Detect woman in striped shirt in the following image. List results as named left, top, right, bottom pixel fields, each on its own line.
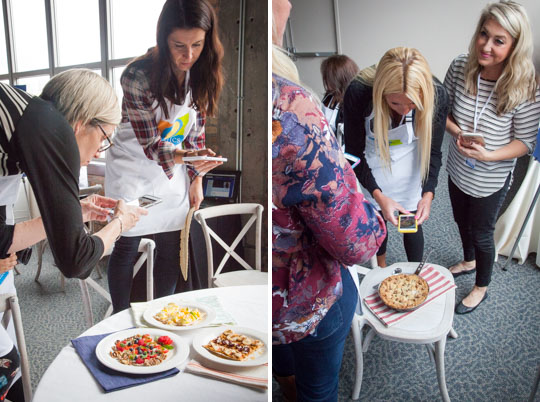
left=444, top=1, right=540, bottom=314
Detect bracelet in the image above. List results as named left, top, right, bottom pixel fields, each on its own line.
left=111, top=216, right=123, bottom=241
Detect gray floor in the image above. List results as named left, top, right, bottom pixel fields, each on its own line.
left=272, top=134, right=540, bottom=401
left=14, top=251, right=110, bottom=391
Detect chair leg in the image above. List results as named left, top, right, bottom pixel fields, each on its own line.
left=35, top=240, right=47, bottom=282
left=362, top=327, right=376, bottom=353
left=448, top=327, right=458, bottom=339
left=78, top=280, right=94, bottom=328
left=434, top=337, right=451, bottom=402
left=351, top=317, right=364, bottom=400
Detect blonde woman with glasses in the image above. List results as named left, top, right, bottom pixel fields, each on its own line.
left=344, top=47, right=450, bottom=268
left=444, top=1, right=540, bottom=314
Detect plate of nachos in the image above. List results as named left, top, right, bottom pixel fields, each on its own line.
left=192, top=326, right=267, bottom=367
left=95, top=328, right=189, bottom=374
left=143, top=300, right=216, bottom=331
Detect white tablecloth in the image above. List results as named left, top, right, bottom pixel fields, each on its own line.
left=33, top=285, right=268, bottom=402
left=495, top=157, right=540, bottom=267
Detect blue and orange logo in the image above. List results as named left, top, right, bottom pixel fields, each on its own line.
left=158, top=113, right=190, bottom=146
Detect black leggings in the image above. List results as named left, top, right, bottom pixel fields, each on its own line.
left=377, top=210, right=424, bottom=262
left=448, top=175, right=510, bottom=287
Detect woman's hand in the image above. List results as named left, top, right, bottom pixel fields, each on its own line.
left=415, top=192, right=433, bottom=225
left=81, top=194, right=118, bottom=222
left=176, top=148, right=224, bottom=176
left=456, top=136, right=491, bottom=161
left=112, top=199, right=148, bottom=233
left=373, top=190, right=410, bottom=226
left=189, top=177, right=204, bottom=210
left=0, top=254, right=17, bottom=274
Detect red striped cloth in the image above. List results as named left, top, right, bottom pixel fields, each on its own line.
left=184, top=360, right=268, bottom=389
left=363, top=265, right=456, bottom=327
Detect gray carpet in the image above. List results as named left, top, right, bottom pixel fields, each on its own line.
left=272, top=134, right=540, bottom=401
left=13, top=251, right=110, bottom=391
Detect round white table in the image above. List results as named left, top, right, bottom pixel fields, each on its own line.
left=33, top=285, right=268, bottom=402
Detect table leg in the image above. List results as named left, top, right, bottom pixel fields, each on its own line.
left=434, top=336, right=451, bottom=402
left=351, top=317, right=364, bottom=400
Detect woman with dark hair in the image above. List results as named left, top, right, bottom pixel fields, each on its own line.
left=105, top=0, right=225, bottom=313
left=320, top=54, right=359, bottom=137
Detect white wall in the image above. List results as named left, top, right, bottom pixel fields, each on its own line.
left=287, top=0, right=540, bottom=97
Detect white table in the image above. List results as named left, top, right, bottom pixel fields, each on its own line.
left=351, top=263, right=457, bottom=402
left=33, top=285, right=268, bottom=402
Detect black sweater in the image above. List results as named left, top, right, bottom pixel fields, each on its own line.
left=343, top=78, right=449, bottom=197
left=0, top=86, right=104, bottom=279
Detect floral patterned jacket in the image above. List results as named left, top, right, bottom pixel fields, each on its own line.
left=272, top=74, right=386, bottom=344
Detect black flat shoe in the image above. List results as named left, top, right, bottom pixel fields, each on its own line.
left=455, top=292, right=488, bottom=314
left=451, top=268, right=476, bottom=278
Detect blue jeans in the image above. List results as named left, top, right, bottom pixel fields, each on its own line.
left=273, top=267, right=358, bottom=401
left=107, top=231, right=182, bottom=314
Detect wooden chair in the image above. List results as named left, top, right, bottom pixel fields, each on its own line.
left=0, top=293, right=32, bottom=402
left=193, top=203, right=267, bottom=287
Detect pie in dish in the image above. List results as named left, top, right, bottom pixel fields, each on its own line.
left=378, top=273, right=429, bottom=310
left=203, top=329, right=264, bottom=361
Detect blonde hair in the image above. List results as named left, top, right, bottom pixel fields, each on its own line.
left=357, top=47, right=435, bottom=181
left=271, top=11, right=300, bottom=85
left=464, top=1, right=537, bottom=115
left=41, top=69, right=121, bottom=127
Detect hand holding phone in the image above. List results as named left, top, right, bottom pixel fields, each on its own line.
left=398, top=214, right=418, bottom=233
left=460, top=132, right=485, bottom=147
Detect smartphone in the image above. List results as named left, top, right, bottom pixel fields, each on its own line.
left=137, top=195, right=162, bottom=209
left=182, top=156, right=228, bottom=163
left=398, top=214, right=418, bottom=233
left=460, top=132, right=485, bottom=147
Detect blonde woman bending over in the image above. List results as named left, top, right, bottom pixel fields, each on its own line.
left=344, top=47, right=449, bottom=267
left=444, top=1, right=540, bottom=314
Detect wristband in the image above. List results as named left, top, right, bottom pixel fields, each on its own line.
left=111, top=216, right=123, bottom=241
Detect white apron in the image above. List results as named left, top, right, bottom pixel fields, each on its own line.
left=0, top=175, right=21, bottom=372
left=363, top=111, right=422, bottom=211
left=105, top=86, right=196, bottom=237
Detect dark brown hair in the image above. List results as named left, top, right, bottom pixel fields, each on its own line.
left=138, top=0, right=224, bottom=118
left=320, top=55, right=359, bottom=106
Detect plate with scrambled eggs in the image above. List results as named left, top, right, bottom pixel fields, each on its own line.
left=143, top=300, right=216, bottom=331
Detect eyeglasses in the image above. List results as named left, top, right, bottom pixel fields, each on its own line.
left=96, top=123, right=114, bottom=152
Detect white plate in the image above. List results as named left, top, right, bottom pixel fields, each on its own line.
left=143, top=300, right=216, bottom=331
left=192, top=326, right=268, bottom=367
left=95, top=328, right=189, bottom=374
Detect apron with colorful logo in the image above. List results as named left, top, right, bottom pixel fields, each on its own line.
left=105, top=81, right=196, bottom=236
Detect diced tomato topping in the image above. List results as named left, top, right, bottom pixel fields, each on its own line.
left=136, top=358, right=144, bottom=364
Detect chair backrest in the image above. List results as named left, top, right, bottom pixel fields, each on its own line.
left=0, top=293, right=32, bottom=402
left=193, top=203, right=263, bottom=287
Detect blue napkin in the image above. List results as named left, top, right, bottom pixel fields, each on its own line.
left=71, top=330, right=180, bottom=393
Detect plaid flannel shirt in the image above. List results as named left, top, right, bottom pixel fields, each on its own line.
left=120, top=62, right=206, bottom=180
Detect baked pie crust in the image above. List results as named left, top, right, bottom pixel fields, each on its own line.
left=203, top=329, right=264, bottom=361
left=378, top=273, right=429, bottom=310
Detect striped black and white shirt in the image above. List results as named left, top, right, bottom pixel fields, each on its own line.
left=0, top=83, right=32, bottom=176
left=444, top=54, right=540, bottom=198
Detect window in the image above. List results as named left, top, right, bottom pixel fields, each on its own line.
left=11, top=0, right=49, bottom=72
left=54, top=0, right=101, bottom=67
left=0, top=0, right=163, bottom=99
left=110, top=0, right=165, bottom=59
